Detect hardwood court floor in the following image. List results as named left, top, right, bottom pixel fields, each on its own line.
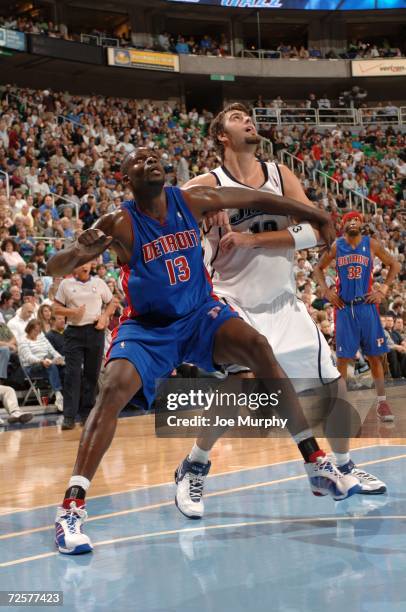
left=1, top=381, right=404, bottom=514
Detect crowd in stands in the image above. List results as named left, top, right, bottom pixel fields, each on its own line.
left=1, top=11, right=404, bottom=60
left=247, top=40, right=404, bottom=60
left=0, top=84, right=405, bottom=420
left=155, top=32, right=230, bottom=57
left=0, top=14, right=70, bottom=41
left=254, top=91, right=404, bottom=115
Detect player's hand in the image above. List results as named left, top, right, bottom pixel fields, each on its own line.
left=204, top=210, right=231, bottom=233
left=71, top=304, right=86, bottom=324
left=94, top=313, right=108, bottom=330
left=42, top=358, right=52, bottom=368
left=318, top=217, right=336, bottom=250
left=324, top=287, right=345, bottom=309
left=220, top=231, right=256, bottom=253
left=76, top=229, right=113, bottom=258
left=365, top=290, right=385, bottom=305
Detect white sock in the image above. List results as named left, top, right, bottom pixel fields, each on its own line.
left=292, top=429, right=313, bottom=445
left=334, top=452, right=350, bottom=467
left=188, top=443, right=210, bottom=465
left=377, top=396, right=386, bottom=403
left=68, top=475, right=90, bottom=491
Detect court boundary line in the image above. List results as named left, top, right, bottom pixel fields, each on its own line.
left=1, top=451, right=405, bottom=542
left=0, top=442, right=389, bottom=517
left=2, top=513, right=406, bottom=568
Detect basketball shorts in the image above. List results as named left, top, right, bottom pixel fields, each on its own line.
left=107, top=297, right=238, bottom=408
left=335, top=303, right=388, bottom=359
left=220, top=292, right=340, bottom=392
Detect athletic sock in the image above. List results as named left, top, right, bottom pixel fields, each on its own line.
left=188, top=443, right=210, bottom=465
left=377, top=396, right=386, bottom=403
left=334, top=452, right=351, bottom=467
left=63, top=475, right=90, bottom=509
left=293, top=430, right=325, bottom=463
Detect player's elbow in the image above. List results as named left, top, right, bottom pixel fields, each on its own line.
left=46, top=255, right=61, bottom=276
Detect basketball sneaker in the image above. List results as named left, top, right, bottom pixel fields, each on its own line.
left=305, top=455, right=361, bottom=501
left=55, top=501, right=93, bottom=555
left=337, top=460, right=387, bottom=495
left=175, top=457, right=211, bottom=519
left=376, top=400, right=394, bottom=422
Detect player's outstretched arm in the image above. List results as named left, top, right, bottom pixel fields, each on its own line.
left=182, top=185, right=335, bottom=247
left=46, top=213, right=116, bottom=277
left=313, top=244, right=344, bottom=309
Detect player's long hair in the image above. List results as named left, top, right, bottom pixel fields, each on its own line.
left=210, top=103, right=251, bottom=161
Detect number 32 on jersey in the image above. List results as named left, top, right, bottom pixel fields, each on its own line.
left=347, top=265, right=362, bottom=280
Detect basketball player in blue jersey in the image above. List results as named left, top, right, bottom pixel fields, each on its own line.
left=314, top=211, right=400, bottom=423
left=175, top=104, right=385, bottom=521
left=47, top=147, right=360, bottom=555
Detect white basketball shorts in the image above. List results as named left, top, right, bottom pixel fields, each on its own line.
left=220, top=292, right=340, bottom=391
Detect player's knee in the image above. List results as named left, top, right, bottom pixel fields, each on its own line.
left=249, top=333, right=275, bottom=364
left=96, top=374, right=133, bottom=417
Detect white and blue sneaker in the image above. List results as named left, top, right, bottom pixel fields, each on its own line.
left=55, top=502, right=93, bottom=555
left=337, top=460, right=387, bottom=495
left=175, top=458, right=211, bottom=519
left=305, top=455, right=362, bottom=501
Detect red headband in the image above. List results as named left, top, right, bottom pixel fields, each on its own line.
left=341, top=211, right=363, bottom=228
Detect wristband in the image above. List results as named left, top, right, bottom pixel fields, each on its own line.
left=287, top=223, right=318, bottom=249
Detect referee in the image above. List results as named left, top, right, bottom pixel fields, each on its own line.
left=54, top=262, right=116, bottom=430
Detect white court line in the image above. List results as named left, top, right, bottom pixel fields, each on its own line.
left=0, top=443, right=385, bottom=517
left=1, top=452, right=405, bottom=542
left=2, top=513, right=406, bottom=568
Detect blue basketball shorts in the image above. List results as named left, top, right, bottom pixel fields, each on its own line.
left=335, top=303, right=388, bottom=359
left=107, top=297, right=239, bottom=408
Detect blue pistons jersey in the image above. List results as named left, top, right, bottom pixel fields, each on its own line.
left=335, top=234, right=387, bottom=359
left=120, top=186, right=212, bottom=320
left=336, top=235, right=372, bottom=301
left=108, top=186, right=238, bottom=408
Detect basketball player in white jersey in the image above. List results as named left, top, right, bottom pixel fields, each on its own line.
left=175, top=103, right=386, bottom=518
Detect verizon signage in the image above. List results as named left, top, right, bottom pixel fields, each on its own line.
left=352, top=59, right=406, bottom=78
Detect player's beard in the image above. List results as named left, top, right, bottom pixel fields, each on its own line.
left=244, top=135, right=261, bottom=146
left=347, top=228, right=361, bottom=237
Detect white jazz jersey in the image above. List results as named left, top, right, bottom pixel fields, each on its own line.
left=204, top=161, right=295, bottom=308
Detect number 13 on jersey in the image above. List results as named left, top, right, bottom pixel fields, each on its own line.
left=165, top=256, right=191, bottom=285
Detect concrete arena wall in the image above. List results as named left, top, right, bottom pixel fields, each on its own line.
left=179, top=56, right=351, bottom=78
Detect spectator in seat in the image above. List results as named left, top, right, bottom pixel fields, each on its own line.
left=0, top=291, right=16, bottom=323
left=16, top=262, right=34, bottom=293
left=8, top=302, right=35, bottom=343
left=1, top=238, right=25, bottom=272
left=299, top=46, right=309, bottom=59
left=46, top=314, right=66, bottom=356
left=31, top=173, right=51, bottom=200
left=175, top=37, right=189, bottom=55
left=40, top=194, right=59, bottom=221
left=38, top=304, right=53, bottom=334
left=383, top=315, right=406, bottom=378
left=0, top=384, right=33, bottom=425
left=15, top=227, right=35, bottom=260
left=306, top=93, right=319, bottom=110
left=79, top=194, right=97, bottom=229
left=343, top=173, right=358, bottom=192
left=18, top=319, right=64, bottom=412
